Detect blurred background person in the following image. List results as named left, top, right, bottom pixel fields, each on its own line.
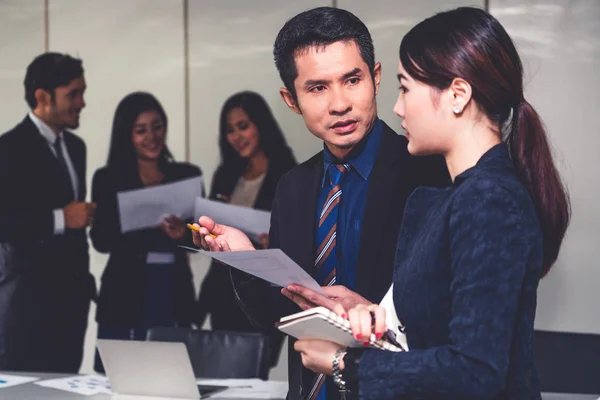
left=90, top=92, right=204, bottom=372
left=0, top=52, right=95, bottom=373
left=196, top=91, right=296, bottom=368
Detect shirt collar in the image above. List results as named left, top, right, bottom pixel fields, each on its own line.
left=28, top=111, right=63, bottom=145
left=321, top=118, right=383, bottom=187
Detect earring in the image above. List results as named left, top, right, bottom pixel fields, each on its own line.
left=453, top=106, right=462, bottom=114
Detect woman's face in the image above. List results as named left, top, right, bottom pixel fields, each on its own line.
left=393, top=61, right=454, bottom=156
left=131, top=110, right=166, bottom=161
left=225, top=107, right=261, bottom=159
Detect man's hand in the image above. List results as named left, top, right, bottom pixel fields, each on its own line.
left=294, top=339, right=345, bottom=375
left=191, top=216, right=255, bottom=252
left=281, top=284, right=372, bottom=313
left=64, top=201, right=96, bottom=229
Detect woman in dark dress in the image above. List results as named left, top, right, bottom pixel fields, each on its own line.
left=91, top=92, right=204, bottom=372
left=197, top=91, right=297, bottom=367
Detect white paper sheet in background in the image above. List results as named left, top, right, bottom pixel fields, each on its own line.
left=191, top=248, right=326, bottom=296
left=196, top=378, right=288, bottom=399
left=117, top=176, right=203, bottom=233
left=0, top=374, right=39, bottom=389
left=34, top=374, right=111, bottom=395
left=194, top=197, right=271, bottom=236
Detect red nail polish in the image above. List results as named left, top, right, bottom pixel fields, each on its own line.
left=376, top=332, right=382, bottom=339
left=342, top=314, right=347, bottom=319
left=355, top=334, right=361, bottom=340
left=363, top=341, right=369, bottom=346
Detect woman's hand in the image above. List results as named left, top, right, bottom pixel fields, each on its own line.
left=160, top=215, right=186, bottom=239
left=347, top=304, right=387, bottom=343
left=294, top=339, right=346, bottom=375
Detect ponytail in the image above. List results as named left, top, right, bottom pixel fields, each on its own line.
left=509, top=100, right=570, bottom=275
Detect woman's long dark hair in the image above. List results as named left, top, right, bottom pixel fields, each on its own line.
left=106, top=92, right=173, bottom=184
left=218, top=91, right=296, bottom=174
left=400, top=7, right=570, bottom=275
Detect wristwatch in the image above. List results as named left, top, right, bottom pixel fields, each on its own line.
left=332, top=348, right=348, bottom=392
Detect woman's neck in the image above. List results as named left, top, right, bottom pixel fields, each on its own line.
left=243, top=150, right=269, bottom=180
left=137, top=158, right=163, bottom=186
left=444, top=124, right=502, bottom=182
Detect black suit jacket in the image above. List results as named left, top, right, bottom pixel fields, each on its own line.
left=91, top=163, right=202, bottom=327
left=233, top=121, right=449, bottom=399
left=0, top=116, right=94, bottom=366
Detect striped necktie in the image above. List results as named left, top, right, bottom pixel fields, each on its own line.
left=305, top=162, right=350, bottom=400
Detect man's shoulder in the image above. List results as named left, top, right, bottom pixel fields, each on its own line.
left=0, top=117, right=32, bottom=147
left=277, top=151, right=322, bottom=188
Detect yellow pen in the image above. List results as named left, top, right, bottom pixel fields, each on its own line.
left=186, top=223, right=217, bottom=239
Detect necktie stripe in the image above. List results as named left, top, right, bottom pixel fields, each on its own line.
left=308, top=373, right=326, bottom=400
left=315, top=235, right=336, bottom=268
left=315, top=225, right=336, bottom=258
left=320, top=186, right=342, bottom=219
left=319, top=193, right=341, bottom=226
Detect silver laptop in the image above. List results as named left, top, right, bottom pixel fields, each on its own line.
left=97, top=339, right=201, bottom=399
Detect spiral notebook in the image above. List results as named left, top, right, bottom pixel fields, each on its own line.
left=276, top=306, right=404, bottom=352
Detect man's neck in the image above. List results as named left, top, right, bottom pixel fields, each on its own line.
left=32, top=109, right=61, bottom=136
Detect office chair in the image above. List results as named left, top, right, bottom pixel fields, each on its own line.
left=146, top=327, right=270, bottom=380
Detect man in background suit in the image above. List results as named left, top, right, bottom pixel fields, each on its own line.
left=193, top=8, right=449, bottom=400
left=0, top=52, right=96, bottom=372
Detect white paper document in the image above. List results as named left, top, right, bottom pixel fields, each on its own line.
left=35, top=374, right=111, bottom=396
left=0, top=374, right=39, bottom=388
left=196, top=378, right=287, bottom=399
left=117, top=176, right=203, bottom=233
left=194, top=248, right=326, bottom=296
left=194, top=197, right=271, bottom=236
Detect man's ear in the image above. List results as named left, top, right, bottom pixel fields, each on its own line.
left=372, top=62, right=382, bottom=95
left=34, top=88, right=52, bottom=109
left=280, top=87, right=302, bottom=115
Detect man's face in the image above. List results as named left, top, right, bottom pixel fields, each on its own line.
left=46, top=76, right=86, bottom=131
left=281, top=40, right=380, bottom=159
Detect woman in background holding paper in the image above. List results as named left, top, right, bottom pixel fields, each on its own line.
left=90, top=92, right=204, bottom=372
left=196, top=91, right=296, bottom=367
left=290, top=8, right=571, bottom=399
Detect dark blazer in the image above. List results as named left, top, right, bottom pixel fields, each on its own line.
left=354, top=144, right=543, bottom=399
left=233, top=121, right=449, bottom=399
left=91, top=163, right=201, bottom=327
left=0, top=115, right=94, bottom=371
left=197, top=157, right=297, bottom=365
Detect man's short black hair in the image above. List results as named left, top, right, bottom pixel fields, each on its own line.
left=273, top=7, right=375, bottom=99
left=24, top=52, right=84, bottom=109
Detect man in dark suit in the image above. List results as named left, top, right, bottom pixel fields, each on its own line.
left=192, top=7, right=449, bottom=400
left=0, top=52, right=96, bottom=372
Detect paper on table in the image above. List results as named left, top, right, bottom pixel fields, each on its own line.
left=195, top=379, right=287, bottom=399
left=193, top=248, right=326, bottom=296
left=0, top=374, right=39, bottom=388
left=118, top=176, right=203, bottom=233
left=35, top=374, right=111, bottom=395
left=194, top=197, right=270, bottom=237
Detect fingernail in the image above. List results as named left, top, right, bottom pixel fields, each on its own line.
left=342, top=314, right=347, bottom=319
left=376, top=332, right=382, bottom=339
left=355, top=334, right=361, bottom=340
left=363, top=341, right=369, bottom=346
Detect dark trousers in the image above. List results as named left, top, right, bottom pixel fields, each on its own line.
left=9, top=280, right=90, bottom=373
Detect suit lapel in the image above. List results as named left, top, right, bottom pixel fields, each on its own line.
left=355, top=123, right=406, bottom=296
left=63, top=132, right=85, bottom=201
left=293, top=154, right=322, bottom=273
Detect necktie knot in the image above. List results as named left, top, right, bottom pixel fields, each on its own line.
left=328, top=163, right=349, bottom=186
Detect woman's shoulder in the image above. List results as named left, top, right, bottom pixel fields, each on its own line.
left=166, top=161, right=202, bottom=179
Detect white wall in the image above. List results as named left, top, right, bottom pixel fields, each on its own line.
left=0, top=0, right=599, bottom=380
left=491, top=0, right=600, bottom=334
left=0, top=0, right=44, bottom=133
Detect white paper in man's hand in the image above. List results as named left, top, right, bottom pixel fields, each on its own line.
left=117, top=176, right=203, bottom=233
left=193, top=248, right=326, bottom=296
left=194, top=197, right=271, bottom=237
